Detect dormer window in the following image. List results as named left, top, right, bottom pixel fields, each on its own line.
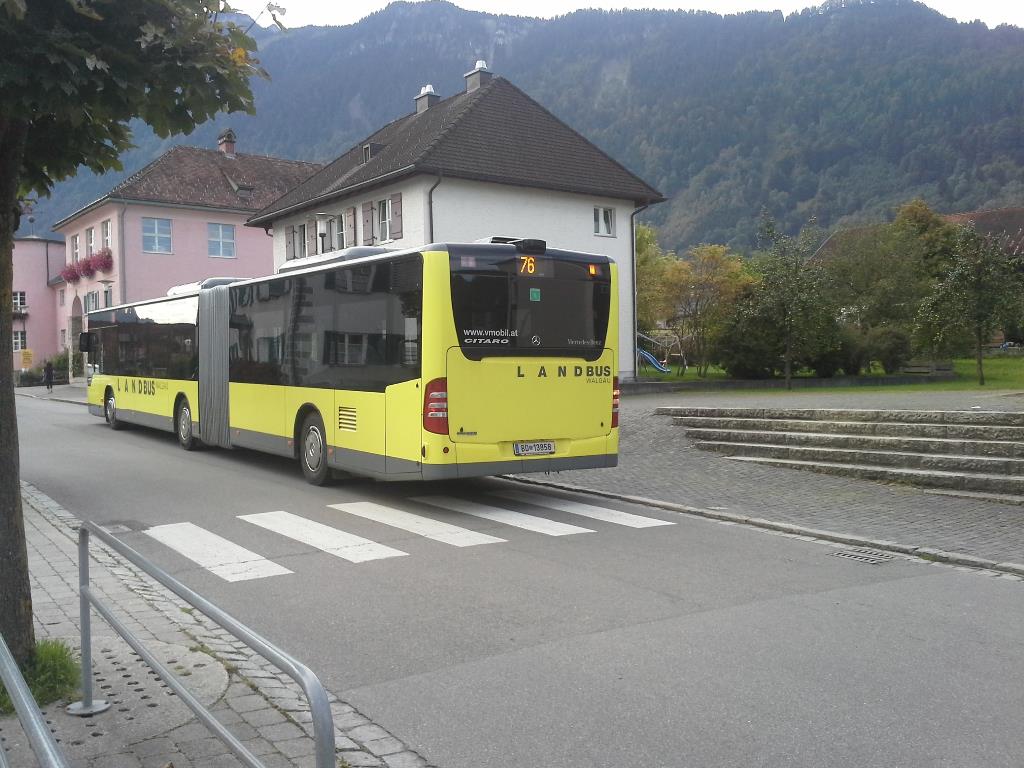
left=362, top=145, right=371, bottom=164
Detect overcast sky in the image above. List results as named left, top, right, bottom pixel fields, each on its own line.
left=233, top=0, right=1023, bottom=30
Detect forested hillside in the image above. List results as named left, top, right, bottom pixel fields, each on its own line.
left=22, top=0, right=1024, bottom=252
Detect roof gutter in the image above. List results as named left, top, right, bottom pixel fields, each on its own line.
left=117, top=202, right=127, bottom=304
left=630, top=202, right=650, bottom=382
left=54, top=196, right=262, bottom=230
left=427, top=172, right=443, bottom=243
left=247, top=164, right=419, bottom=227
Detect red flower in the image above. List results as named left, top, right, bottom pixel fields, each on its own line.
left=90, top=248, right=113, bottom=273
left=60, top=264, right=81, bottom=283
left=77, top=258, right=96, bottom=278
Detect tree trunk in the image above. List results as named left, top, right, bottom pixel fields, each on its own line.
left=975, top=326, right=985, bottom=386
left=0, top=117, right=36, bottom=668
left=784, top=334, right=793, bottom=390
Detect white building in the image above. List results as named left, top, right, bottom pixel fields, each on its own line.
left=248, top=63, right=664, bottom=379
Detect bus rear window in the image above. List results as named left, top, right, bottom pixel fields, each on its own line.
left=450, top=250, right=611, bottom=361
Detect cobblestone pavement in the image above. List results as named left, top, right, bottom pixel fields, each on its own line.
left=1, top=483, right=433, bottom=768
left=538, top=390, right=1024, bottom=566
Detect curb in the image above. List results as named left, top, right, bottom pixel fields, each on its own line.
left=15, top=392, right=87, bottom=406
left=502, top=474, right=1024, bottom=578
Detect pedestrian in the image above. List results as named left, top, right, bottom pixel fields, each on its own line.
left=44, top=360, right=54, bottom=393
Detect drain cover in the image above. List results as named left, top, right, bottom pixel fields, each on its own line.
left=829, top=547, right=895, bottom=565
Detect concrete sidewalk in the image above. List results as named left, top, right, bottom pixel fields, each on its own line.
left=0, top=483, right=432, bottom=768
left=523, top=389, right=1024, bottom=571
left=16, top=381, right=89, bottom=406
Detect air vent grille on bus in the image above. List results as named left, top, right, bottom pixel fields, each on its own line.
left=338, top=406, right=357, bottom=432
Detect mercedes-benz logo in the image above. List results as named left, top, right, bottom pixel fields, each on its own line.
left=531, top=335, right=542, bottom=346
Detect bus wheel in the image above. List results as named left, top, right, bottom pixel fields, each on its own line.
left=105, top=391, right=123, bottom=430
left=300, top=412, right=330, bottom=485
left=176, top=398, right=197, bottom=451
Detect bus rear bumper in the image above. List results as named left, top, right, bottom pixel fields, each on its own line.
left=420, top=453, right=617, bottom=480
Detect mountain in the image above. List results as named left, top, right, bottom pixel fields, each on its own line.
left=20, top=0, right=1024, bottom=253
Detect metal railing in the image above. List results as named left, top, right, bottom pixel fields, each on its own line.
left=0, top=632, right=70, bottom=768
left=69, top=521, right=336, bottom=768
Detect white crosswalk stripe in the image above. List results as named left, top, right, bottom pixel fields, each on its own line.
left=328, top=501, right=506, bottom=547
left=411, top=496, right=594, bottom=536
left=490, top=490, right=674, bottom=528
left=144, top=522, right=292, bottom=582
left=238, top=510, right=408, bottom=563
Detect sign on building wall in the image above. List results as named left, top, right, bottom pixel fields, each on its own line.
left=21, top=349, right=34, bottom=369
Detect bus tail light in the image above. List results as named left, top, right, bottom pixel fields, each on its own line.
left=611, top=376, right=620, bottom=428
left=423, top=378, right=449, bottom=435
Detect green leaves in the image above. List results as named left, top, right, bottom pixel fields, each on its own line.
left=0, top=0, right=264, bottom=198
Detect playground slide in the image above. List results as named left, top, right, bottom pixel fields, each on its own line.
left=638, top=348, right=671, bottom=373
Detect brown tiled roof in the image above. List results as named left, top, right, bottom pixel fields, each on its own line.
left=944, top=207, right=1024, bottom=254
left=55, top=147, right=321, bottom=229
left=249, top=77, right=664, bottom=225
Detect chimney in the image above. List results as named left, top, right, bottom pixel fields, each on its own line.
left=415, top=84, right=440, bottom=114
left=464, top=60, right=493, bottom=92
left=217, top=128, right=237, bottom=156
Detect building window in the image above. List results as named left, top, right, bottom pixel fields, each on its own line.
left=362, top=145, right=371, bottom=164
left=86, top=226, right=95, bottom=255
left=324, top=218, right=335, bottom=252
left=13, top=291, right=27, bottom=311
left=84, top=291, right=100, bottom=313
left=335, top=214, right=346, bottom=249
left=208, top=223, right=236, bottom=258
left=101, top=219, right=111, bottom=249
left=142, top=217, right=172, bottom=253
left=378, top=198, right=392, bottom=242
left=59, top=289, right=65, bottom=307
left=71, top=234, right=80, bottom=262
left=103, top=286, right=113, bottom=307
left=594, top=207, right=616, bottom=237
left=13, top=330, right=26, bottom=352
left=60, top=329, right=66, bottom=347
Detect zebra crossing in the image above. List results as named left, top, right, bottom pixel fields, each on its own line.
left=141, top=491, right=674, bottom=582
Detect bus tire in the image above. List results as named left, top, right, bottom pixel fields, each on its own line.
left=299, top=412, right=331, bottom=486
left=104, top=390, right=123, bottom=431
left=175, top=397, right=198, bottom=451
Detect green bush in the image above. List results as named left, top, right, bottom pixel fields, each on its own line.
left=0, top=639, right=79, bottom=714
left=838, top=326, right=870, bottom=376
left=714, top=303, right=784, bottom=379
left=806, top=345, right=843, bottom=378
left=867, top=326, right=912, bottom=374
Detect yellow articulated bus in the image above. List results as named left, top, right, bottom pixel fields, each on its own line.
left=82, top=239, right=619, bottom=484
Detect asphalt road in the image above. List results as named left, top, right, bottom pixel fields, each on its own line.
left=17, top=396, right=1024, bottom=768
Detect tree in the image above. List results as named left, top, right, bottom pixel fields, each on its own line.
left=634, top=223, right=672, bottom=333
left=891, top=199, right=959, bottom=279
left=0, top=0, right=262, bottom=667
left=820, top=223, right=930, bottom=333
left=751, top=216, right=838, bottom=389
left=662, top=244, right=749, bottom=377
left=914, top=225, right=1023, bottom=385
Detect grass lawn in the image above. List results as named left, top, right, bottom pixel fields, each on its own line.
left=637, top=356, right=1024, bottom=393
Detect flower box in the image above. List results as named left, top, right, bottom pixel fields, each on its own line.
left=90, top=248, right=113, bottom=273
left=60, top=264, right=81, bottom=283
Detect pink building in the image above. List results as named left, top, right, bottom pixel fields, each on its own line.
left=11, top=236, right=64, bottom=371
left=52, top=130, right=319, bottom=346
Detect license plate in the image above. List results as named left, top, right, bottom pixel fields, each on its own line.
left=514, top=440, right=555, bottom=456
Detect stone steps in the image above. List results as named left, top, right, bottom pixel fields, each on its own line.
left=726, top=456, right=1024, bottom=495
left=669, top=406, right=1024, bottom=501
left=701, top=440, right=1024, bottom=479
left=673, top=416, right=1024, bottom=441
left=657, top=406, right=1024, bottom=427
left=685, top=427, right=1024, bottom=458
